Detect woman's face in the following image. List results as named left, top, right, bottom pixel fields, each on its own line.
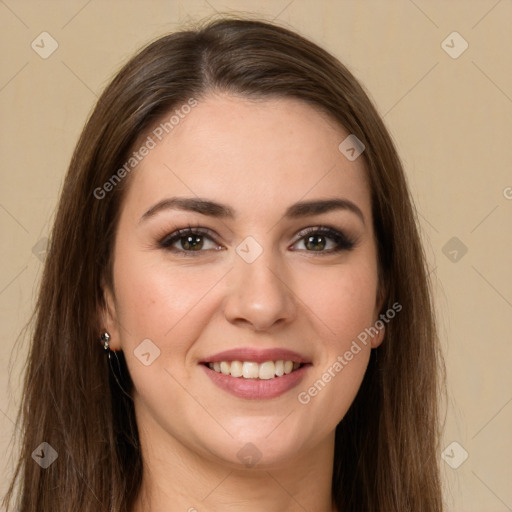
left=104, top=93, right=384, bottom=468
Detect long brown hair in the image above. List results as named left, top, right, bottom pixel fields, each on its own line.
left=4, top=16, right=445, bottom=511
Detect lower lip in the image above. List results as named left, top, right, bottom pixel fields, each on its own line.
left=200, top=364, right=311, bottom=400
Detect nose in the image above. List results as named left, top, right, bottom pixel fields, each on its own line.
left=223, top=249, right=297, bottom=332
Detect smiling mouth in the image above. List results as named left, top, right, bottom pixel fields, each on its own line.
left=203, top=360, right=307, bottom=380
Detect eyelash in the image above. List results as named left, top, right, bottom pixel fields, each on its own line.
left=158, top=224, right=357, bottom=256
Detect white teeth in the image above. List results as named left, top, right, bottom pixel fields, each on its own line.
left=242, top=361, right=259, bottom=379
left=230, top=360, right=243, bottom=377
left=207, top=360, right=303, bottom=379
left=258, top=361, right=275, bottom=380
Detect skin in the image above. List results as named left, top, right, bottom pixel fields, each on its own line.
left=103, top=93, right=385, bottom=512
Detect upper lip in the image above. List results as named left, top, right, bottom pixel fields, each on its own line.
left=200, top=347, right=311, bottom=364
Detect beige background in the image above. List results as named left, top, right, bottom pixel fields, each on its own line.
left=1, top=1, right=511, bottom=510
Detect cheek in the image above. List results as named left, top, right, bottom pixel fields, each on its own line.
left=111, top=252, right=225, bottom=397
left=293, top=264, right=377, bottom=432
left=113, top=251, right=219, bottom=335
left=294, top=258, right=379, bottom=344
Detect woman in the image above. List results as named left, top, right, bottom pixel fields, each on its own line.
left=4, top=17, right=445, bottom=512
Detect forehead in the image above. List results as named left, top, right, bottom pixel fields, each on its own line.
left=122, top=94, right=371, bottom=222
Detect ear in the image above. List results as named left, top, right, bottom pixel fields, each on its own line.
left=99, top=280, right=122, bottom=351
left=371, top=323, right=385, bottom=349
left=371, top=280, right=387, bottom=349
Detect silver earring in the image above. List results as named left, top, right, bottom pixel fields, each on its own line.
left=100, top=332, right=110, bottom=351
left=100, top=332, right=133, bottom=401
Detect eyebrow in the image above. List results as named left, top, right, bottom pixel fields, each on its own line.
left=140, top=197, right=365, bottom=224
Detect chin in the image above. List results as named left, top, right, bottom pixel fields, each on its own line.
left=201, top=428, right=309, bottom=470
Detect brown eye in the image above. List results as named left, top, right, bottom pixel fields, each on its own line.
left=159, top=228, right=222, bottom=254
left=291, top=227, right=356, bottom=253
left=304, top=234, right=327, bottom=251
left=179, top=234, right=204, bottom=251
